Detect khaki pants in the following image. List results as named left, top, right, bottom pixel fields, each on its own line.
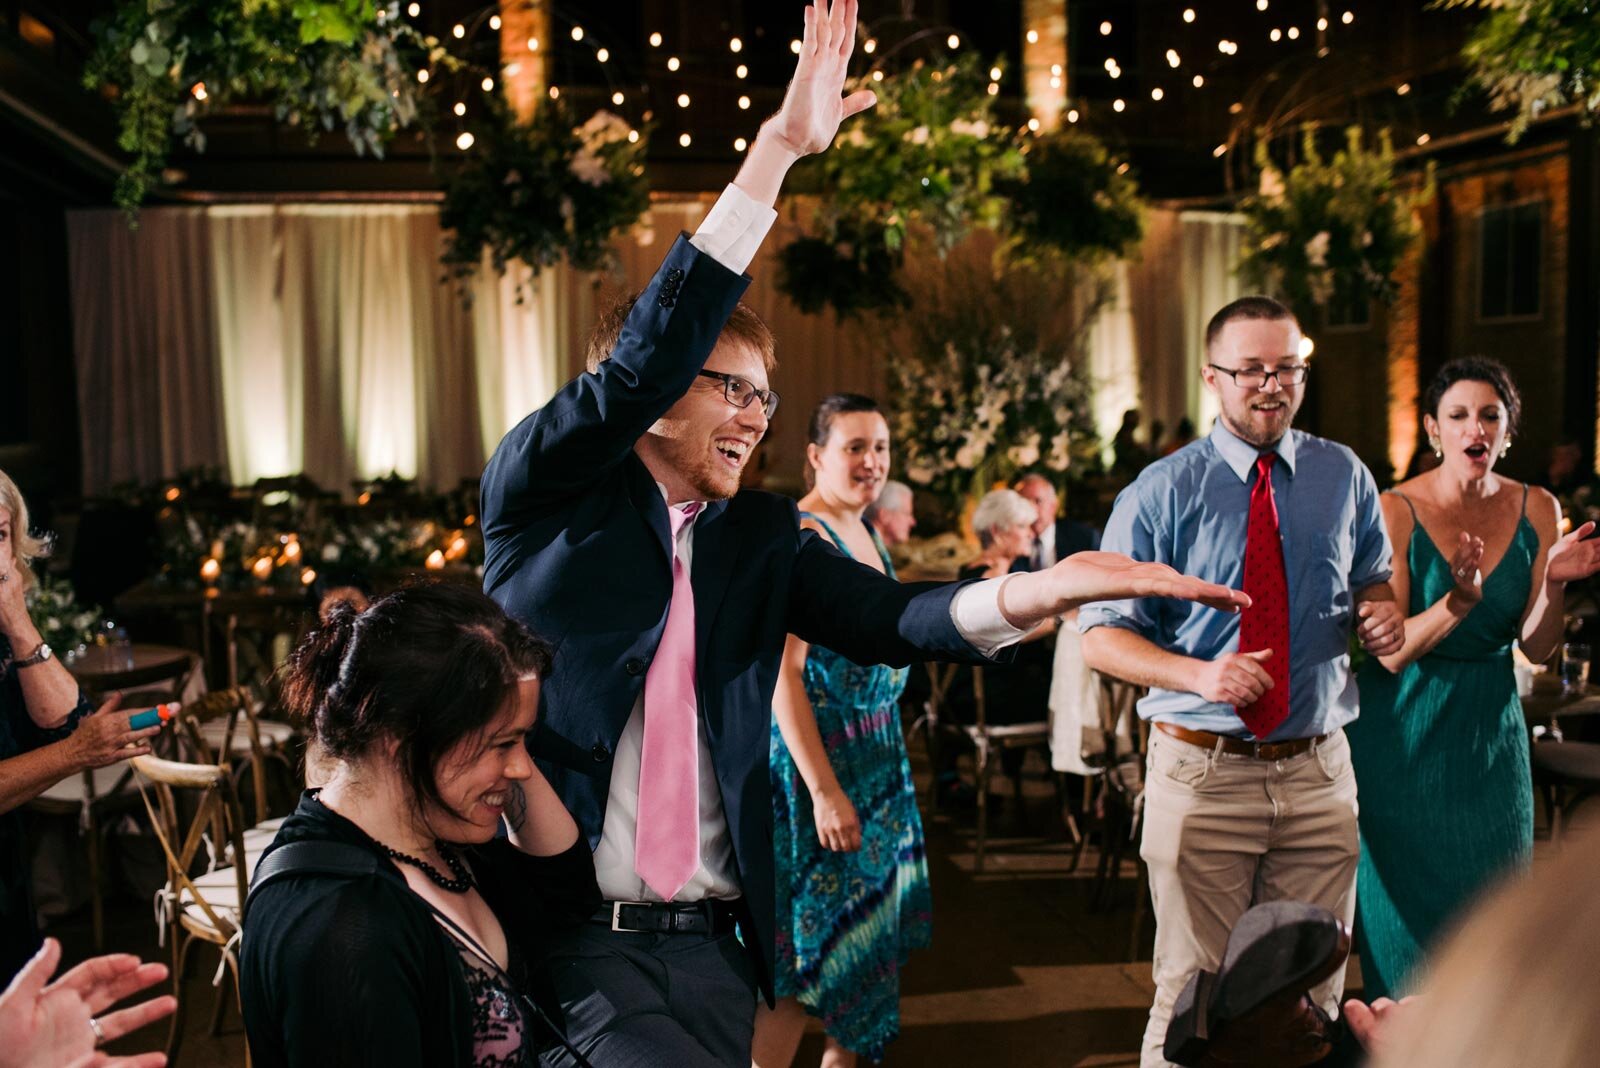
left=1138, top=727, right=1360, bottom=1068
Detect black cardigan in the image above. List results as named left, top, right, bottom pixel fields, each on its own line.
left=240, top=792, right=599, bottom=1068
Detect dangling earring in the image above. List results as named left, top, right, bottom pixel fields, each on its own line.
left=1501, top=439, right=1511, bottom=459
left=1430, top=437, right=1442, bottom=458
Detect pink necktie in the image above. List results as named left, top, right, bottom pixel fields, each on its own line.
left=635, top=502, right=702, bottom=899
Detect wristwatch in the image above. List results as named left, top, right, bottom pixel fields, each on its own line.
left=12, top=642, right=53, bottom=669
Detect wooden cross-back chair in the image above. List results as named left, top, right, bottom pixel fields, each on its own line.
left=177, top=685, right=298, bottom=826
left=132, top=753, right=255, bottom=1068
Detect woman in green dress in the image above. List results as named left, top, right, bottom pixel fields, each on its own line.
left=1349, top=357, right=1600, bottom=999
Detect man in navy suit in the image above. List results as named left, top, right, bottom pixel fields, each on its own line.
left=480, top=4, right=1248, bottom=1064
left=1015, top=472, right=1102, bottom=570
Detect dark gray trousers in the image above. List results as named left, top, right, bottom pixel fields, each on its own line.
left=538, top=922, right=758, bottom=1068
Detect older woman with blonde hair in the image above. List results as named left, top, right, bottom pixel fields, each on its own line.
left=0, top=470, right=158, bottom=981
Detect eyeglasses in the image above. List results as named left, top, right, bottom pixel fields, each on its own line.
left=1207, top=363, right=1310, bottom=389
left=697, top=370, right=780, bottom=419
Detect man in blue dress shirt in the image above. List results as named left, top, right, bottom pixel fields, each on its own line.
left=1080, top=296, right=1406, bottom=1068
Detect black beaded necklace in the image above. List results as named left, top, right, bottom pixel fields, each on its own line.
left=382, top=841, right=475, bottom=894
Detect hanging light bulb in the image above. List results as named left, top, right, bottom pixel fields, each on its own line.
left=1271, top=27, right=1282, bottom=41
left=1067, top=108, right=1080, bottom=122
left=729, top=36, right=742, bottom=52
left=627, top=129, right=639, bottom=143
left=990, top=66, right=1003, bottom=81
left=1342, top=10, right=1354, bottom=24
left=667, top=56, right=680, bottom=71
left=947, top=33, right=960, bottom=48
left=1193, top=74, right=1205, bottom=87
left=489, top=13, right=500, bottom=30
left=790, top=39, right=801, bottom=54
left=649, top=31, right=662, bottom=47
left=406, top=2, right=419, bottom=16
left=481, top=76, right=494, bottom=91
left=1026, top=29, right=1038, bottom=43
left=191, top=82, right=207, bottom=100
left=677, top=92, right=690, bottom=107
left=597, top=47, right=609, bottom=62
left=736, top=63, right=748, bottom=78
left=526, top=36, right=539, bottom=51
left=453, top=101, right=465, bottom=116
left=987, top=82, right=999, bottom=95
left=1317, top=16, right=1329, bottom=30
left=456, top=131, right=474, bottom=150
left=734, top=137, right=748, bottom=151
left=548, top=85, right=559, bottom=99
left=1287, top=26, right=1300, bottom=39
left=612, top=91, right=624, bottom=105
left=416, top=69, right=430, bottom=83
left=1027, top=117, right=1041, bottom=131
left=1213, top=143, right=1227, bottom=157
left=678, top=132, right=692, bottom=147
left=865, top=38, right=877, bottom=53
left=1396, top=82, right=1411, bottom=95
left=570, top=25, right=583, bottom=41
left=451, top=22, right=464, bottom=38
left=1183, top=8, right=1196, bottom=22
left=1151, top=87, right=1164, bottom=100
left=738, top=95, right=751, bottom=109
left=1100, top=20, right=1113, bottom=35
left=1113, top=98, right=1126, bottom=112
left=1166, top=49, right=1181, bottom=67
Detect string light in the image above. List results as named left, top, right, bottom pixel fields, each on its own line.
left=738, top=94, right=751, bottom=109
left=871, top=70, right=883, bottom=81
left=1192, top=74, right=1205, bottom=87
left=1026, top=29, right=1038, bottom=43
left=612, top=91, right=624, bottom=105
left=734, top=137, right=748, bottom=151
left=864, top=38, right=877, bottom=54
left=1051, top=76, right=1062, bottom=88
left=1117, top=162, right=1130, bottom=174
left=729, top=36, right=742, bottom=52
left=481, top=76, right=494, bottom=91
left=1298, top=336, right=1316, bottom=359
left=1183, top=8, right=1196, bottom=22
left=416, top=68, right=429, bottom=83
left=679, top=132, right=692, bottom=147
left=1397, top=82, right=1411, bottom=95
left=947, top=33, right=960, bottom=48
left=1417, top=133, right=1431, bottom=145
left=649, top=31, right=662, bottom=47
left=1342, top=10, right=1354, bottom=24
left=1271, top=27, right=1282, bottom=41
left=191, top=82, right=207, bottom=100
left=736, top=64, right=748, bottom=78
left=667, top=56, right=680, bottom=70
left=627, top=129, right=639, bottom=142
left=1213, top=144, right=1227, bottom=157
left=1287, top=26, right=1300, bottom=39
left=548, top=85, right=559, bottom=99
left=489, top=14, right=500, bottom=30
left=1027, top=117, right=1041, bottom=131
left=597, top=47, right=609, bottom=62
left=988, top=82, right=1000, bottom=95
left=1055, top=63, right=1065, bottom=75
left=1113, top=98, right=1125, bottom=111
left=790, top=39, right=801, bottom=54
left=456, top=131, right=474, bottom=150
left=677, top=92, right=690, bottom=108
left=1151, top=87, right=1164, bottom=100
left=505, top=62, right=520, bottom=76
left=453, top=101, right=466, bottom=116
left=1257, top=0, right=1268, bottom=8
left=1317, top=16, right=1329, bottom=30
left=406, top=2, right=419, bottom=16
left=1229, top=101, right=1243, bottom=113
left=526, top=37, right=540, bottom=53
left=1067, top=108, right=1080, bottom=122
left=570, top=26, right=583, bottom=41
left=1099, top=20, right=1112, bottom=35
left=451, top=22, right=464, bottom=38
left=1166, top=49, right=1181, bottom=67
left=990, top=66, right=1003, bottom=81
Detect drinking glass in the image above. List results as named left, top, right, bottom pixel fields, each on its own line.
left=1561, top=642, right=1591, bottom=696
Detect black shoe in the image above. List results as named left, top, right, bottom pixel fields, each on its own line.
left=1164, top=901, right=1352, bottom=1067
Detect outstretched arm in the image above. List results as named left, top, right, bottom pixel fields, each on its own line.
left=998, top=551, right=1250, bottom=630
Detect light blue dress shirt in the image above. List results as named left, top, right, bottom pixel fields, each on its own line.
left=1080, top=422, right=1393, bottom=740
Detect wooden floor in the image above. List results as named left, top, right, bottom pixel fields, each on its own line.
left=46, top=745, right=1593, bottom=1068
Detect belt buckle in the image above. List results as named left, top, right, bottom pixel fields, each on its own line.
left=611, top=901, right=634, bottom=932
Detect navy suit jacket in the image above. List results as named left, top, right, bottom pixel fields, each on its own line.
left=1055, top=517, right=1102, bottom=559
left=480, top=235, right=994, bottom=998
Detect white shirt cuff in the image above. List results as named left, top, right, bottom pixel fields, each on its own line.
left=689, top=183, right=778, bottom=276
left=950, top=576, right=1029, bottom=658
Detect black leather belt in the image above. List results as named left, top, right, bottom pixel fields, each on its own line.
left=593, top=899, right=741, bottom=936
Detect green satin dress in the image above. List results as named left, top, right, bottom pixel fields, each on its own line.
left=1348, top=489, right=1536, bottom=999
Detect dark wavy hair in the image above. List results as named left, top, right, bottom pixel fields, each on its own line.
left=1423, top=356, right=1522, bottom=437
left=804, top=392, right=883, bottom=487
left=278, top=581, right=552, bottom=819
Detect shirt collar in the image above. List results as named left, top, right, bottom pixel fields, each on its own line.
left=1210, top=421, right=1297, bottom=482
left=654, top=481, right=706, bottom=514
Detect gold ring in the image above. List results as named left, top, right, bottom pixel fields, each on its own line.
left=89, top=1017, right=107, bottom=1045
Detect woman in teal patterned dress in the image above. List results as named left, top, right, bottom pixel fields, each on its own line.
left=1349, top=358, right=1600, bottom=1000
left=752, top=395, right=931, bottom=1068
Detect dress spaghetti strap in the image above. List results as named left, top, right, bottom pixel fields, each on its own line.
left=1520, top=481, right=1529, bottom=517
left=1387, top=490, right=1419, bottom=521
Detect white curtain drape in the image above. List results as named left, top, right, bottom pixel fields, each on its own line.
left=1177, top=211, right=1246, bottom=432
left=1086, top=260, right=1141, bottom=462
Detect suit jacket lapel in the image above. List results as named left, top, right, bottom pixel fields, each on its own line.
left=691, top=499, right=741, bottom=749
left=625, top=455, right=674, bottom=564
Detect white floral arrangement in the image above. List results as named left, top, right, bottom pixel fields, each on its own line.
left=23, top=575, right=104, bottom=660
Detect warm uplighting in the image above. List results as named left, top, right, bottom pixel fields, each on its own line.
left=451, top=23, right=464, bottom=38
left=596, top=47, right=609, bottom=62
left=1166, top=49, right=1181, bottom=67
left=1099, top=20, right=1112, bottom=35
left=425, top=550, right=446, bottom=571
left=1183, top=8, right=1196, bottom=22
left=1298, top=335, right=1316, bottom=359
left=191, top=83, right=207, bottom=101
left=738, top=95, right=751, bottom=109
left=1151, top=87, right=1164, bottom=101
left=1026, top=29, right=1038, bottom=43
left=729, top=36, right=743, bottom=52
left=1112, top=98, right=1125, bottom=112
left=736, top=64, right=748, bottom=78
left=734, top=137, right=748, bottom=151
left=677, top=93, right=691, bottom=108
left=1067, top=108, right=1080, bottom=123
left=649, top=31, right=662, bottom=47
left=667, top=55, right=681, bottom=71
left=200, top=558, right=221, bottom=585
left=947, top=34, right=960, bottom=49
left=678, top=132, right=692, bottom=147
left=456, top=131, right=475, bottom=150
left=251, top=557, right=273, bottom=582
left=301, top=568, right=317, bottom=586
left=489, top=14, right=500, bottom=30
left=570, top=26, right=583, bottom=41
left=481, top=76, right=494, bottom=91
left=1193, top=74, right=1205, bottom=87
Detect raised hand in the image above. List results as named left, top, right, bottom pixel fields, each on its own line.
left=1448, top=531, right=1486, bottom=605
left=765, top=0, right=877, bottom=157
left=1545, top=520, right=1600, bottom=585
left=1048, top=551, right=1251, bottom=614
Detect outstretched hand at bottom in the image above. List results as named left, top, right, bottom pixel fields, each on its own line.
left=999, top=551, right=1250, bottom=633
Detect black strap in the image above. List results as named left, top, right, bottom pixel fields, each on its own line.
left=246, top=840, right=594, bottom=1068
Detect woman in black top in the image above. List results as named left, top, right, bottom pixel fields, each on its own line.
left=240, top=582, right=599, bottom=1068
left=0, top=469, right=162, bottom=981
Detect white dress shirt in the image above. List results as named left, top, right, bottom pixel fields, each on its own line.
left=1035, top=522, right=1058, bottom=570
left=591, top=183, right=1028, bottom=903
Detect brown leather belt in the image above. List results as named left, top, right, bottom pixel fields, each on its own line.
left=1156, top=721, right=1327, bottom=761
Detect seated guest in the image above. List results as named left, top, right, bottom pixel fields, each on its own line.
left=1162, top=417, right=1198, bottom=457
left=240, top=583, right=599, bottom=1068
left=1013, top=473, right=1101, bottom=571
left=863, top=479, right=917, bottom=548
left=0, top=937, right=174, bottom=1068
left=1, top=469, right=161, bottom=981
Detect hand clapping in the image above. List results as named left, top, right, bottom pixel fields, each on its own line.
left=1447, top=530, right=1486, bottom=605
left=1544, top=520, right=1600, bottom=585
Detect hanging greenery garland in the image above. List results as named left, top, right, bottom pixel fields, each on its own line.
left=1238, top=126, right=1433, bottom=310
left=998, top=126, right=1145, bottom=266
left=439, top=100, right=651, bottom=296
left=85, top=0, right=444, bottom=212
left=1437, top=0, right=1600, bottom=140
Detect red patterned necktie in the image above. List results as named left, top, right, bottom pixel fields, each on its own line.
left=1237, top=453, right=1291, bottom=738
